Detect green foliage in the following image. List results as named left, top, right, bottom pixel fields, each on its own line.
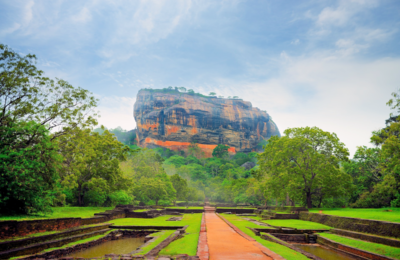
left=212, top=144, right=230, bottom=158
left=171, top=174, right=188, bottom=202
left=0, top=121, right=61, bottom=215
left=0, top=44, right=98, bottom=214
left=57, top=128, right=130, bottom=206
left=258, top=127, right=352, bottom=208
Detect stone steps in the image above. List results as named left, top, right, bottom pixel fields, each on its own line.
left=0, top=227, right=111, bottom=259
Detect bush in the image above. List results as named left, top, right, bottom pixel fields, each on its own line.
left=108, top=190, right=134, bottom=206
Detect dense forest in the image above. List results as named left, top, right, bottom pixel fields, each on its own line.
left=1, top=44, right=400, bottom=216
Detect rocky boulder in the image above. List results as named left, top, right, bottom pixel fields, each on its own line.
left=134, top=89, right=280, bottom=157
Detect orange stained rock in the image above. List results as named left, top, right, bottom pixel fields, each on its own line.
left=205, top=212, right=273, bottom=260
left=144, top=137, right=221, bottom=157
left=165, top=125, right=180, bottom=135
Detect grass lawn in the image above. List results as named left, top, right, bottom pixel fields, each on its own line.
left=0, top=207, right=113, bottom=221
left=220, top=214, right=309, bottom=260
left=319, top=233, right=400, bottom=259
left=110, top=214, right=203, bottom=256
left=134, top=230, right=175, bottom=255
left=246, top=216, right=331, bottom=230
left=309, top=208, right=400, bottom=223
left=165, top=207, right=204, bottom=209
left=263, top=219, right=332, bottom=230
left=217, top=207, right=257, bottom=209
left=159, top=214, right=202, bottom=256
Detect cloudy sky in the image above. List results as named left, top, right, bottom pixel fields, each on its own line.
left=1, top=0, right=400, bottom=156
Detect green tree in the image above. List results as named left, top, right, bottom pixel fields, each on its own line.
left=209, top=92, right=216, bottom=96
left=342, top=146, right=382, bottom=204
left=258, top=127, right=351, bottom=208
left=370, top=90, right=400, bottom=207
left=133, top=178, right=176, bottom=206
left=57, top=128, right=129, bottom=206
left=212, top=144, right=230, bottom=158
left=171, top=174, right=189, bottom=204
left=0, top=44, right=98, bottom=214
left=0, top=121, right=61, bottom=214
left=188, top=142, right=205, bottom=158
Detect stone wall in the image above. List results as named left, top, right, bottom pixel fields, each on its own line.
left=0, top=218, right=82, bottom=240
left=215, top=208, right=255, bottom=214
left=300, top=212, right=400, bottom=238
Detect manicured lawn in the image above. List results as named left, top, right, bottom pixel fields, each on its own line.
left=217, top=207, right=257, bottom=209
left=263, top=219, right=331, bottom=230
left=159, top=214, right=202, bottom=256
left=110, top=214, right=203, bottom=256
left=165, top=207, right=204, bottom=209
left=319, top=233, right=400, bottom=259
left=221, top=214, right=309, bottom=260
left=134, top=230, right=175, bottom=255
left=0, top=207, right=113, bottom=221
left=309, top=208, right=400, bottom=223
left=246, top=216, right=331, bottom=230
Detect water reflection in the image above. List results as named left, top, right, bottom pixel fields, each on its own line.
left=295, top=244, right=356, bottom=260
left=66, top=237, right=145, bottom=258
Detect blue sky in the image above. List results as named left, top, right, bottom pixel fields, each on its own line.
left=1, top=0, right=400, bottom=156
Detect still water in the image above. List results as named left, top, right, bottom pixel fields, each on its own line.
left=66, top=237, right=146, bottom=258
left=296, top=244, right=356, bottom=260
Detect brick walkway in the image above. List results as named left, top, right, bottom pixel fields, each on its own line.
left=203, top=207, right=273, bottom=260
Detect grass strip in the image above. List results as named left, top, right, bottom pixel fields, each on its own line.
left=134, top=230, right=175, bottom=255
left=318, top=233, right=400, bottom=259
left=165, top=207, right=204, bottom=209
left=221, top=214, right=309, bottom=260
left=0, top=207, right=113, bottom=221
left=159, top=214, right=202, bottom=256
left=309, top=208, right=400, bottom=223
left=0, top=223, right=102, bottom=242
left=246, top=216, right=331, bottom=230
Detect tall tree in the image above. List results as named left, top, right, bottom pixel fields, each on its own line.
left=258, top=127, right=351, bottom=208
left=212, top=144, right=230, bottom=158
left=57, top=128, right=129, bottom=206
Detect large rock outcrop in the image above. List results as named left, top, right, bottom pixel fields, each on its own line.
left=134, top=89, right=280, bottom=157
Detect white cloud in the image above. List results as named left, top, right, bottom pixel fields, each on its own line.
left=97, top=96, right=137, bottom=130
left=316, top=0, right=378, bottom=27
left=215, top=52, right=399, bottom=157
left=72, top=7, right=92, bottom=23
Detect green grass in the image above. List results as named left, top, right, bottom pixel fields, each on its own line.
left=159, top=214, right=202, bottom=256
left=309, top=208, right=400, bottom=223
left=217, top=207, right=257, bottom=209
left=134, top=230, right=175, bottom=255
left=165, top=207, right=203, bottom=209
left=0, top=207, right=113, bottom=221
left=263, top=219, right=332, bottom=230
left=319, top=233, right=400, bottom=259
left=245, top=216, right=331, bottom=230
left=221, top=214, right=309, bottom=260
left=0, top=224, right=100, bottom=242
left=110, top=214, right=202, bottom=256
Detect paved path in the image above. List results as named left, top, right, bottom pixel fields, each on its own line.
left=204, top=207, right=273, bottom=260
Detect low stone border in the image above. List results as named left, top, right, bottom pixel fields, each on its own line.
left=110, top=225, right=184, bottom=230
left=143, top=226, right=188, bottom=257
left=331, top=229, right=400, bottom=248
left=15, top=230, right=153, bottom=260
left=0, top=228, right=112, bottom=259
left=300, top=212, right=400, bottom=238
left=196, top=213, right=209, bottom=260
left=216, top=213, right=286, bottom=260
left=317, top=235, right=397, bottom=260
left=0, top=223, right=111, bottom=252
left=260, top=233, right=323, bottom=260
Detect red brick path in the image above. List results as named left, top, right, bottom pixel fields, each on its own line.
left=201, top=207, right=277, bottom=260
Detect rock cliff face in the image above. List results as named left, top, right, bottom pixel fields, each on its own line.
left=134, top=89, right=280, bottom=157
